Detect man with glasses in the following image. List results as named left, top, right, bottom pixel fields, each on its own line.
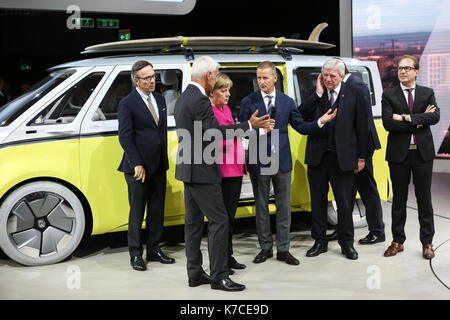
left=118, top=60, right=175, bottom=271
left=382, top=55, right=440, bottom=259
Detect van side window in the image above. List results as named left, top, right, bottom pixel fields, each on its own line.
left=220, top=67, right=284, bottom=121
left=29, top=72, right=104, bottom=126
left=94, top=69, right=182, bottom=121
left=294, top=67, right=375, bottom=106
left=293, top=67, right=321, bottom=105
left=0, top=69, right=75, bottom=127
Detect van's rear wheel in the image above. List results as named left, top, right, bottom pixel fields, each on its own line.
left=327, top=199, right=367, bottom=229
left=0, top=181, right=85, bottom=266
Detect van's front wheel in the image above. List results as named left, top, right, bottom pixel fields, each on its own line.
left=0, top=181, right=85, bottom=266
left=327, top=199, right=367, bottom=229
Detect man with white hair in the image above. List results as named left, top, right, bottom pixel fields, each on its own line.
left=174, top=56, right=273, bottom=291
left=299, top=57, right=369, bottom=260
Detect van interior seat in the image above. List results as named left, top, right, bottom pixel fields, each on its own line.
left=160, top=70, right=179, bottom=116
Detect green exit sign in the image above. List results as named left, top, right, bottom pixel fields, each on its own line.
left=97, top=18, right=119, bottom=29
left=20, top=64, right=31, bottom=71
left=71, top=18, right=94, bottom=28
left=119, top=29, right=131, bottom=41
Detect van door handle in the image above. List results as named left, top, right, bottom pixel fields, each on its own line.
left=47, top=127, right=77, bottom=134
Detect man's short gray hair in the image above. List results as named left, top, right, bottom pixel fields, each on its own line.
left=191, top=56, right=221, bottom=80
left=257, top=61, right=277, bottom=76
left=322, top=58, right=346, bottom=76
left=132, top=60, right=153, bottom=79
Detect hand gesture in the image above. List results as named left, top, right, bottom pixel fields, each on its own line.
left=316, top=74, right=324, bottom=96
left=249, top=110, right=271, bottom=129
left=319, top=108, right=337, bottom=124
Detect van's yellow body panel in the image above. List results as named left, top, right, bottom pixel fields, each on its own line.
left=0, top=139, right=81, bottom=202
left=0, top=64, right=392, bottom=237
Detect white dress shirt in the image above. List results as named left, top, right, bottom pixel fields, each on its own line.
left=261, top=89, right=276, bottom=112
left=136, top=87, right=159, bottom=121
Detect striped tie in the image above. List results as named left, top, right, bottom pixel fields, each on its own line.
left=406, top=88, right=416, bottom=144
left=147, top=96, right=159, bottom=126
left=267, top=95, right=273, bottom=114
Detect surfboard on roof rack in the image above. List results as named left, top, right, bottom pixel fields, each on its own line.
left=83, top=35, right=335, bottom=54
left=82, top=23, right=334, bottom=55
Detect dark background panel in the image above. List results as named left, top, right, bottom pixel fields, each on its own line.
left=0, top=1, right=340, bottom=98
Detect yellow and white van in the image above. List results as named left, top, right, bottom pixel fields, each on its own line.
left=0, top=36, right=391, bottom=266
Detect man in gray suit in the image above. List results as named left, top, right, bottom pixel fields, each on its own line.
left=174, top=56, right=272, bottom=291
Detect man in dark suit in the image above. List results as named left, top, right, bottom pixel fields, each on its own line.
left=327, top=64, right=385, bottom=245
left=239, top=61, right=336, bottom=266
left=118, top=60, right=175, bottom=271
left=174, top=56, right=272, bottom=291
left=382, top=55, right=440, bottom=260
left=299, top=58, right=368, bottom=260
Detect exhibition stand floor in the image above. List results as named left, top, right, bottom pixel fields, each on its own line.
left=0, top=173, right=449, bottom=300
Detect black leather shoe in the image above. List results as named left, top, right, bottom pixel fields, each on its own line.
left=277, top=251, right=300, bottom=265
left=358, top=233, right=386, bottom=245
left=253, top=249, right=273, bottom=263
left=211, top=277, right=246, bottom=292
left=148, top=251, right=175, bottom=264
left=229, top=256, right=246, bottom=270
left=306, top=242, right=327, bottom=257
left=228, top=268, right=235, bottom=275
left=341, top=246, right=358, bottom=260
left=188, top=270, right=211, bottom=287
left=130, top=256, right=147, bottom=271
left=326, top=230, right=339, bottom=241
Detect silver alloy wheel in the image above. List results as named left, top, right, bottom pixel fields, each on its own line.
left=327, top=199, right=367, bottom=229
left=0, top=181, right=85, bottom=266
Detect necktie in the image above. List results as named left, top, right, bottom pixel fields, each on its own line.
left=147, top=96, right=159, bottom=126
left=267, top=95, right=273, bottom=114
left=329, top=90, right=335, bottom=108
left=327, top=90, right=336, bottom=151
left=407, top=88, right=417, bottom=144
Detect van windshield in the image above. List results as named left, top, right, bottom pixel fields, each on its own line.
left=0, top=69, right=75, bottom=127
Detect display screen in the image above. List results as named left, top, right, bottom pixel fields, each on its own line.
left=353, top=0, right=450, bottom=158
left=0, top=0, right=195, bottom=15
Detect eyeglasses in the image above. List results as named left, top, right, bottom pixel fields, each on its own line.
left=137, top=74, right=156, bottom=81
left=398, top=66, right=416, bottom=72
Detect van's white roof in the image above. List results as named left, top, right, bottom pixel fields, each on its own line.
left=50, top=53, right=365, bottom=70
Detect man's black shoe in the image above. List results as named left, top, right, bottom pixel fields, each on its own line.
left=130, top=256, right=147, bottom=271
left=276, top=251, right=300, bottom=265
left=229, top=256, right=246, bottom=269
left=341, top=246, right=358, bottom=260
left=253, top=249, right=273, bottom=263
left=228, top=268, right=235, bottom=275
left=188, top=270, right=211, bottom=287
left=326, top=230, right=338, bottom=241
left=306, top=242, right=327, bottom=257
left=211, top=277, right=246, bottom=291
left=358, top=233, right=386, bottom=245
left=148, top=251, right=175, bottom=264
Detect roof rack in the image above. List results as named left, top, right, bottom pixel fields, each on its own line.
left=82, top=24, right=334, bottom=61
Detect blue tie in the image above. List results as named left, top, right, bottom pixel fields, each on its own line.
left=267, top=95, right=273, bottom=114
